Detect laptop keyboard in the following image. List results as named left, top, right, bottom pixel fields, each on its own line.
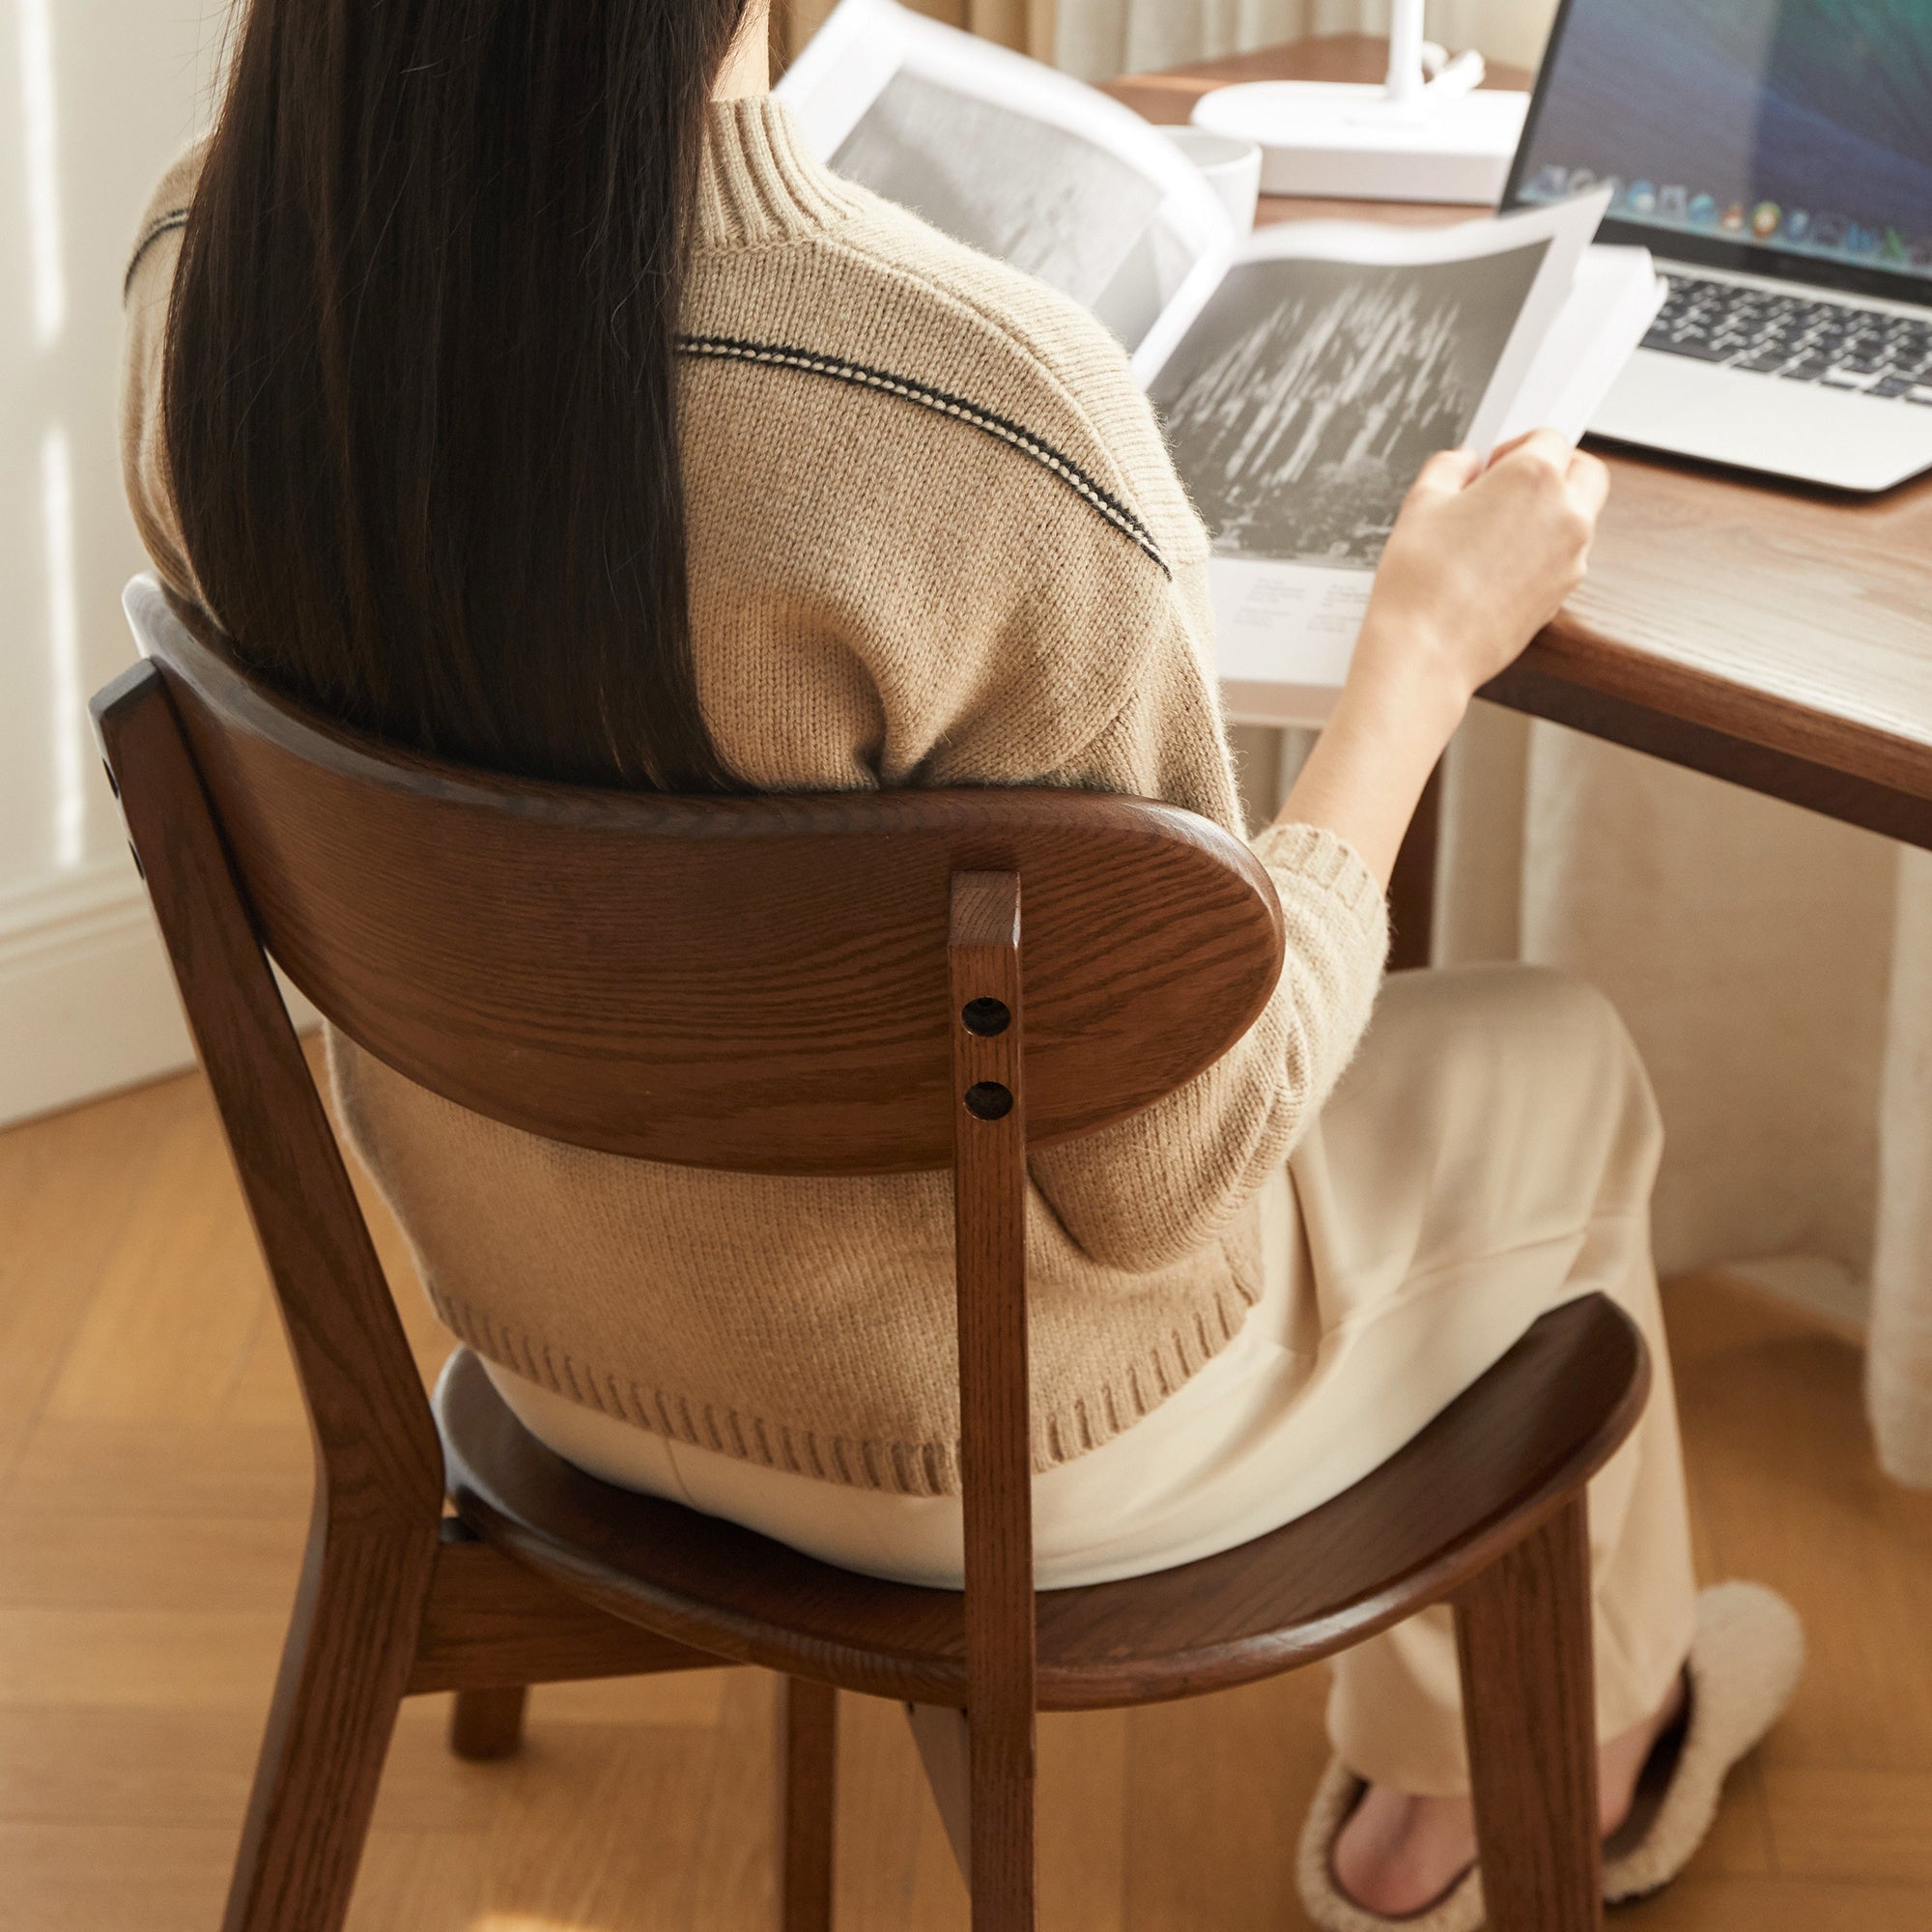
left=1643, top=274, right=1932, bottom=403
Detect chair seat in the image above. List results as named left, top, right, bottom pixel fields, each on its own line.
left=438, top=1293, right=1647, bottom=1712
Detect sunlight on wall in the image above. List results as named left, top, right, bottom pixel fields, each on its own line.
left=42, top=424, right=83, bottom=869
left=17, top=0, right=81, bottom=867
left=16, top=0, right=65, bottom=347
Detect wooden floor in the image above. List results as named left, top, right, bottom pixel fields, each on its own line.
left=3, top=1057, right=1930, bottom=1932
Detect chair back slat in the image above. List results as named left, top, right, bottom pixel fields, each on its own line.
left=948, top=873, right=1037, bottom=1915
left=128, top=578, right=1286, bottom=1176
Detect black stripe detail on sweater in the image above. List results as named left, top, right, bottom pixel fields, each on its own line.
left=124, top=209, right=188, bottom=299
left=677, top=332, right=1171, bottom=579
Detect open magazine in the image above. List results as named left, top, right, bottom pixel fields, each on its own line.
left=777, top=0, right=1236, bottom=349
left=1135, top=189, right=1663, bottom=712
left=780, top=2, right=1664, bottom=706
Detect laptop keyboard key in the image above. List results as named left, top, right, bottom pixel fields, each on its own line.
left=1643, top=275, right=1932, bottom=401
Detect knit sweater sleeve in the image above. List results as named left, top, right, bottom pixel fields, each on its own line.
left=1026, top=556, right=1389, bottom=1272
left=118, top=139, right=209, bottom=613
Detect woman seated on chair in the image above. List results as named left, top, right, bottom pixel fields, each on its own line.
left=120, top=2, right=1800, bottom=1922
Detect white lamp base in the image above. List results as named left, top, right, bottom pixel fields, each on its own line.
left=1191, top=81, right=1530, bottom=207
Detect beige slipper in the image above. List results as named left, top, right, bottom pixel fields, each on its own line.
left=1295, top=1758, right=1485, bottom=1932
left=1293, top=1581, right=1804, bottom=1932
left=1601, top=1581, right=1804, bottom=1902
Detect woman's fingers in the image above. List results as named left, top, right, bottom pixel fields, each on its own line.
left=1407, top=446, right=1486, bottom=498
left=1490, top=426, right=1575, bottom=479
left=1484, top=428, right=1548, bottom=469
left=1564, top=447, right=1611, bottom=521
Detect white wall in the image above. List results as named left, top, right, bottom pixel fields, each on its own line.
left=0, top=0, right=233, bottom=1124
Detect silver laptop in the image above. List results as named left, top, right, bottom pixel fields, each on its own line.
left=1504, top=0, right=1932, bottom=494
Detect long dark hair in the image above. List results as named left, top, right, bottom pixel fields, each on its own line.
left=165, top=0, right=751, bottom=789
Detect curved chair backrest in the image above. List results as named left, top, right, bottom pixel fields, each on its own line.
left=99, top=574, right=1289, bottom=1876
left=121, top=579, right=1285, bottom=1176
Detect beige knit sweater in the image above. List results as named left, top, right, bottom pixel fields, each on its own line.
left=121, top=98, right=1389, bottom=1495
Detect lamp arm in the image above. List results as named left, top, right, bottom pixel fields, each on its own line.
left=1385, top=0, right=1428, bottom=105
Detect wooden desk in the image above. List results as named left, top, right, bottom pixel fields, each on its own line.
left=1109, top=38, right=1932, bottom=959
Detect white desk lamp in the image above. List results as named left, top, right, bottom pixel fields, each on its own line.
left=1190, top=0, right=1530, bottom=207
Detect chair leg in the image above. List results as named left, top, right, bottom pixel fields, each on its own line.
left=449, top=1685, right=528, bottom=1760
left=1454, top=1492, right=1602, bottom=1932
left=967, top=1697, right=1036, bottom=1932
left=221, top=1512, right=438, bottom=1932
left=779, top=1677, right=838, bottom=1932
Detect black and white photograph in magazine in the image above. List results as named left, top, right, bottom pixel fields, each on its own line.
left=831, top=69, right=1164, bottom=308
left=1148, top=242, right=1551, bottom=567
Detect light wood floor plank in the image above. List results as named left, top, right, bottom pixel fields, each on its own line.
left=345, top=1832, right=489, bottom=1932
left=831, top=1691, right=929, bottom=1932
left=1760, top=1764, right=1932, bottom=1883
left=0, top=1605, right=287, bottom=1708
left=683, top=1667, right=781, bottom=1932
left=0, top=1822, right=236, bottom=1932
left=532, top=1665, right=732, bottom=1729
left=0, top=1512, right=303, bottom=1610
left=0, top=1074, right=189, bottom=1484
left=1038, top=1708, right=1130, bottom=1932
left=40, top=1094, right=268, bottom=1425
left=1618, top=1875, right=1932, bottom=1931
left=5, top=1419, right=311, bottom=1518
left=475, top=1721, right=719, bottom=1929
left=0, top=1708, right=259, bottom=1827
left=1125, top=1671, right=1327, bottom=1932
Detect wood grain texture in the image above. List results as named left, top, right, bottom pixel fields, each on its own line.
left=405, top=1526, right=723, bottom=1694
left=1110, top=38, right=1932, bottom=848
left=135, top=584, right=1285, bottom=1175
left=949, top=873, right=1037, bottom=1928
left=92, top=661, right=445, bottom=1932
left=780, top=1678, right=838, bottom=1932
left=438, top=1294, right=1647, bottom=1711
left=1457, top=1496, right=1603, bottom=1932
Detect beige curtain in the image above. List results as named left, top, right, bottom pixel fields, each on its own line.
left=779, top=0, right=1932, bottom=1483
left=780, top=0, right=1057, bottom=63
left=1437, top=703, right=1932, bottom=1487
left=1053, top=0, right=1556, bottom=80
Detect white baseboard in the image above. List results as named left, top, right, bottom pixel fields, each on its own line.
left=0, top=853, right=315, bottom=1130
left=1722, top=1252, right=1871, bottom=1340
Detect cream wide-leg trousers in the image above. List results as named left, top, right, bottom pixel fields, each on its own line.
left=493, top=964, right=1699, bottom=1795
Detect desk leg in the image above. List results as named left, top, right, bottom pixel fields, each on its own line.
left=1387, top=760, right=1441, bottom=972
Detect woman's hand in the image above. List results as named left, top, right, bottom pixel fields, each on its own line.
left=1272, top=430, right=1610, bottom=891
left=1354, top=429, right=1611, bottom=728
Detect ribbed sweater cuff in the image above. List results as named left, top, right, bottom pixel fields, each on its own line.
left=1248, top=819, right=1389, bottom=954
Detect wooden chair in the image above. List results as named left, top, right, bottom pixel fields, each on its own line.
left=97, top=575, right=1650, bottom=1932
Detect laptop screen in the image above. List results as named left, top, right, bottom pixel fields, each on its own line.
left=1507, top=0, right=1932, bottom=300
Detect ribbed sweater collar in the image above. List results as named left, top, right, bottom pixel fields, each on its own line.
left=694, top=97, right=866, bottom=249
